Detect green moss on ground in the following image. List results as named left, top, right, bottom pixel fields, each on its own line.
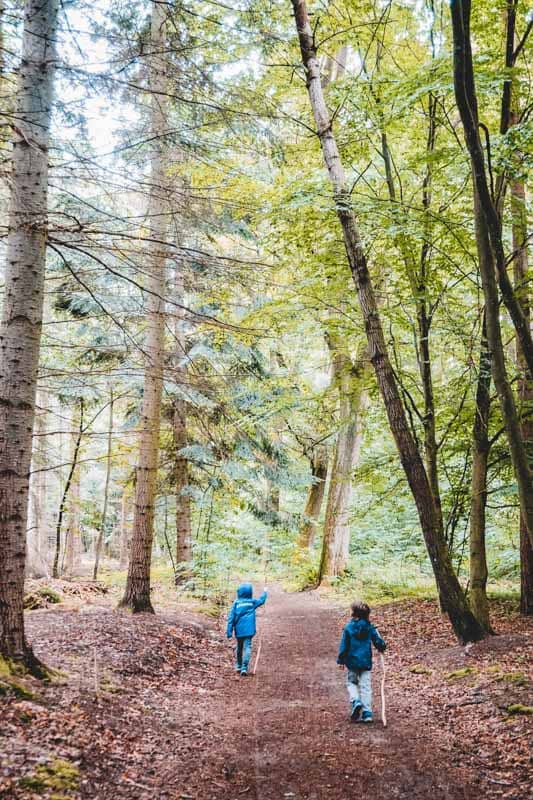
left=496, top=671, right=527, bottom=687
left=507, top=703, right=533, bottom=716
left=409, top=664, right=433, bottom=675
left=445, top=667, right=477, bottom=680
left=19, top=759, right=79, bottom=797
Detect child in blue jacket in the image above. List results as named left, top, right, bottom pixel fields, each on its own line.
left=226, top=583, right=267, bottom=676
left=337, top=600, right=386, bottom=722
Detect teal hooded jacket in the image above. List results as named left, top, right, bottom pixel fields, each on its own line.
left=337, top=618, right=386, bottom=671
left=226, top=583, right=267, bottom=639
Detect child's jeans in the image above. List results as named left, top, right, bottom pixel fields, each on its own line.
left=236, top=636, right=252, bottom=671
left=347, top=669, right=372, bottom=712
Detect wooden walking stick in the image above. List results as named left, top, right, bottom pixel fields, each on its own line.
left=252, top=638, right=262, bottom=675
left=380, top=653, right=387, bottom=727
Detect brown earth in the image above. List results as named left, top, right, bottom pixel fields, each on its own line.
left=1, top=587, right=531, bottom=799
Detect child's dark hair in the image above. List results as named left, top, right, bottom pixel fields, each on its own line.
left=351, top=600, right=370, bottom=620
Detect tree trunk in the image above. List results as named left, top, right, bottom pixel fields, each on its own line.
left=0, top=0, right=59, bottom=670
left=120, top=1, right=169, bottom=613
left=174, top=398, right=192, bottom=570
left=450, top=0, right=533, bottom=551
left=511, top=176, right=533, bottom=614
left=173, top=267, right=192, bottom=577
left=53, top=401, right=84, bottom=578
left=469, top=319, right=493, bottom=632
left=290, top=0, right=485, bottom=642
left=318, top=345, right=370, bottom=581
left=65, top=400, right=83, bottom=576
left=119, top=488, right=132, bottom=570
left=298, top=445, right=328, bottom=549
left=94, top=391, right=114, bottom=580
left=27, top=392, right=51, bottom=578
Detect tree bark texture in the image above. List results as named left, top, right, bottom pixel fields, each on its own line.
left=290, top=0, right=485, bottom=642
left=0, top=0, right=59, bottom=668
left=318, top=342, right=370, bottom=581
left=469, top=320, right=493, bottom=632
left=298, top=445, right=328, bottom=549
left=94, top=392, right=114, bottom=580
left=120, top=1, right=169, bottom=612
left=511, top=176, right=533, bottom=614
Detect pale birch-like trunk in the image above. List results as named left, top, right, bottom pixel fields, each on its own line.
left=290, top=0, right=485, bottom=642
left=0, top=0, right=59, bottom=669
left=318, top=344, right=370, bottom=581
left=27, top=393, right=51, bottom=577
left=297, top=445, right=328, bottom=549
left=120, top=1, right=169, bottom=612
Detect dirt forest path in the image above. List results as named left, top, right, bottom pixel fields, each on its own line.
left=3, top=586, right=531, bottom=799
left=216, top=587, right=474, bottom=800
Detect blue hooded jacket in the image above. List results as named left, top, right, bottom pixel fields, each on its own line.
left=226, top=583, right=267, bottom=639
left=337, top=618, right=386, bottom=671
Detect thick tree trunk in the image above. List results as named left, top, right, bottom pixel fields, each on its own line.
left=298, top=445, right=328, bottom=549
left=318, top=345, right=370, bottom=581
left=290, top=0, right=485, bottom=642
left=120, top=1, right=169, bottom=612
left=450, top=0, right=533, bottom=551
left=469, top=320, right=493, bottom=632
left=0, top=0, right=59, bottom=670
left=94, top=392, right=114, bottom=580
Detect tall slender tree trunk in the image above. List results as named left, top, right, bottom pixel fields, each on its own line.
left=469, top=319, right=493, bottom=632
left=298, top=445, right=328, bottom=549
left=450, top=0, right=533, bottom=551
left=94, top=391, right=114, bottom=580
left=318, top=345, right=370, bottom=581
left=290, top=0, right=485, bottom=642
left=65, top=400, right=83, bottom=576
left=173, top=268, right=192, bottom=576
left=27, top=392, right=51, bottom=577
left=53, top=401, right=84, bottom=578
left=512, top=177, right=533, bottom=614
left=120, top=1, right=169, bottom=612
left=0, top=0, right=59, bottom=670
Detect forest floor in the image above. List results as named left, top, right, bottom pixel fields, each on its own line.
left=1, top=585, right=531, bottom=800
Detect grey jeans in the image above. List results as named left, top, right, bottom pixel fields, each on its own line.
left=347, top=669, right=372, bottom=712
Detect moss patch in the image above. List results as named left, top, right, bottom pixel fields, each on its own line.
left=445, top=667, right=477, bottom=681
left=24, top=586, right=62, bottom=610
left=507, top=703, right=533, bottom=716
left=496, top=671, right=527, bottom=687
left=19, top=759, right=79, bottom=797
left=409, top=664, right=433, bottom=675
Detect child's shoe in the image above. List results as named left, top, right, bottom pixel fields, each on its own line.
left=240, top=669, right=248, bottom=677
left=350, top=700, right=363, bottom=721
left=361, top=710, right=373, bottom=723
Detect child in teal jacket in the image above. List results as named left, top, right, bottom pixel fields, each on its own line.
left=337, top=600, right=386, bottom=722
left=226, top=583, right=267, bottom=676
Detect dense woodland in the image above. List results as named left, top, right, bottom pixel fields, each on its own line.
left=0, top=0, right=532, bottom=671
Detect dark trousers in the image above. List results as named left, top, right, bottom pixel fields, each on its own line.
left=236, top=636, right=252, bottom=671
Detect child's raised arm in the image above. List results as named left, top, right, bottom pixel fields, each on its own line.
left=253, top=587, right=268, bottom=608
left=371, top=626, right=386, bottom=652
